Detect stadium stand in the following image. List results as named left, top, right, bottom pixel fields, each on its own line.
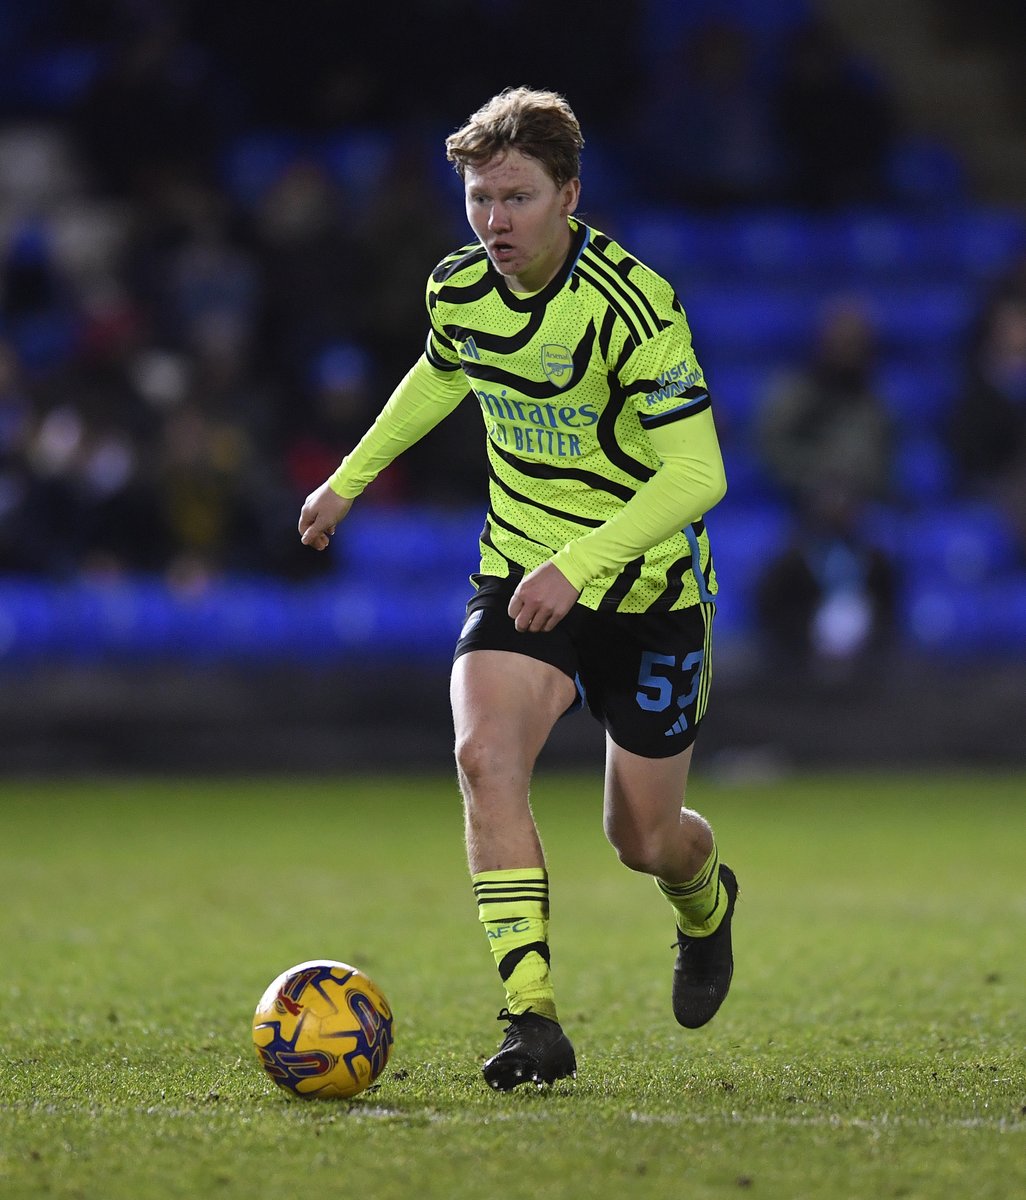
left=1, top=0, right=1026, bottom=682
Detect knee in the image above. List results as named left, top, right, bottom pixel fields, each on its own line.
left=454, top=733, right=522, bottom=800
left=454, top=733, right=490, bottom=792
left=604, top=820, right=667, bottom=876
left=611, top=842, right=663, bottom=875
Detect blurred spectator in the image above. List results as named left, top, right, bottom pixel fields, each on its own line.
left=968, top=247, right=1026, bottom=350
left=0, top=340, right=35, bottom=571
left=755, top=483, right=897, bottom=672
left=1, top=220, right=80, bottom=376
left=155, top=400, right=251, bottom=578
left=125, top=178, right=261, bottom=353
left=754, top=299, right=897, bottom=669
left=74, top=21, right=222, bottom=199
left=951, top=295, right=1026, bottom=557
left=774, top=20, right=895, bottom=209
left=756, top=299, right=893, bottom=505
left=283, top=342, right=381, bottom=501
left=0, top=0, right=950, bottom=595
left=625, top=20, right=784, bottom=208
left=255, top=160, right=373, bottom=380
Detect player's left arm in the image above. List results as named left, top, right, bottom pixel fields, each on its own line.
left=510, top=407, right=726, bottom=632
left=547, top=404, right=727, bottom=594
left=510, top=291, right=724, bottom=632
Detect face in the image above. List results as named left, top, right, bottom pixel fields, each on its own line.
left=464, top=149, right=580, bottom=293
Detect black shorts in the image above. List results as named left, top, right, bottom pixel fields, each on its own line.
left=453, top=575, right=715, bottom=758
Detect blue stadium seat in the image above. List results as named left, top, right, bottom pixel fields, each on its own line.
left=338, top=506, right=482, bottom=583
left=878, top=358, right=961, bottom=429
left=617, top=211, right=727, bottom=284
left=825, top=210, right=1025, bottom=284
left=952, top=208, right=1026, bottom=278
left=719, top=212, right=827, bottom=279
left=707, top=361, right=771, bottom=429
left=9, top=46, right=106, bottom=109
left=887, top=136, right=968, bottom=208
left=904, top=575, right=1026, bottom=653
left=0, top=580, right=58, bottom=662
left=861, top=283, right=974, bottom=352
left=889, top=503, right=1019, bottom=585
left=221, top=132, right=303, bottom=210
left=318, top=129, right=394, bottom=202
left=686, top=284, right=814, bottom=358
left=832, top=213, right=942, bottom=280
left=719, top=445, right=780, bottom=504
left=640, top=0, right=812, bottom=51
left=296, top=578, right=466, bottom=661
left=891, top=433, right=955, bottom=506
left=705, top=502, right=794, bottom=634
left=6, top=311, right=79, bottom=372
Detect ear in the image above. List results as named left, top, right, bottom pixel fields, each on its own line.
left=561, top=178, right=581, bottom=217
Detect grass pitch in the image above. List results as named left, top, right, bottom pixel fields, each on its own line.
left=1, top=770, right=1024, bottom=1200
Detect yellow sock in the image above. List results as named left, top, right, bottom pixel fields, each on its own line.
left=472, top=867, right=557, bottom=1021
left=657, top=844, right=728, bottom=937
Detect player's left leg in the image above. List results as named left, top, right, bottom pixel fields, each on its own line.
left=575, top=596, right=739, bottom=1028
left=602, top=738, right=738, bottom=1028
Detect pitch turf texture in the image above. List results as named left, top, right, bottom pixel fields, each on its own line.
left=2, top=772, right=1024, bottom=1200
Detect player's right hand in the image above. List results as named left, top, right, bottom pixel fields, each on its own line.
left=298, top=480, right=353, bottom=551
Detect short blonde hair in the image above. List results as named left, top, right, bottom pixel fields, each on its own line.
left=445, top=86, right=584, bottom=187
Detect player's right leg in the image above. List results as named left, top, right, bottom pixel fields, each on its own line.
left=451, top=586, right=580, bottom=1090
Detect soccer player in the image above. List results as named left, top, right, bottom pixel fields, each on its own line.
left=299, top=87, right=738, bottom=1091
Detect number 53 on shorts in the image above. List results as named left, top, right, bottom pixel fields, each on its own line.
left=635, top=649, right=708, bottom=739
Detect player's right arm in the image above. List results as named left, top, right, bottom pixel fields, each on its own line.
left=298, top=485, right=353, bottom=551
left=298, top=355, right=467, bottom=551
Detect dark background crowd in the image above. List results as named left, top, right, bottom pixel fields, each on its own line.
left=0, top=0, right=908, bottom=581
left=2, top=0, right=1026, bottom=770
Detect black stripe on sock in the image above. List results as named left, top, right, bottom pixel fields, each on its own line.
left=661, top=856, right=717, bottom=899
left=497, top=941, right=551, bottom=982
left=473, top=881, right=549, bottom=893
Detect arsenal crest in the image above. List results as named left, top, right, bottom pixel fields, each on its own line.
left=540, top=343, right=574, bottom=388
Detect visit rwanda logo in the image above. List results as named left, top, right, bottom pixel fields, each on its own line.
left=541, top=344, right=573, bottom=388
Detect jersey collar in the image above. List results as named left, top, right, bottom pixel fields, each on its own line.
left=491, top=219, right=591, bottom=313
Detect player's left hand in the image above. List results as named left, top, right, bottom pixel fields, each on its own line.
left=508, top=561, right=581, bottom=633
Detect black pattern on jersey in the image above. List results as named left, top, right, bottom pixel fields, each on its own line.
left=596, top=375, right=655, bottom=484
left=462, top=323, right=596, bottom=398
left=577, top=263, right=649, bottom=345
left=479, top=516, right=521, bottom=572
left=591, top=233, right=668, bottom=336
left=432, top=270, right=495, bottom=308
left=696, top=536, right=716, bottom=596
left=597, top=555, right=646, bottom=611
left=445, top=305, right=544, bottom=356
left=597, top=307, right=618, bottom=362
left=577, top=244, right=672, bottom=345
left=485, top=503, right=552, bottom=550
left=612, top=337, right=638, bottom=378
left=425, top=330, right=461, bottom=371
left=639, top=391, right=711, bottom=428
left=431, top=242, right=488, bottom=284
left=491, top=440, right=637, bottom=502
left=645, top=549, right=695, bottom=612
left=488, top=460, right=604, bottom=529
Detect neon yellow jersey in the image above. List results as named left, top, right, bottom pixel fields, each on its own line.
left=424, top=218, right=721, bottom=613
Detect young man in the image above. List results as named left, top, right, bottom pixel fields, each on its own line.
left=299, top=87, right=738, bottom=1091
